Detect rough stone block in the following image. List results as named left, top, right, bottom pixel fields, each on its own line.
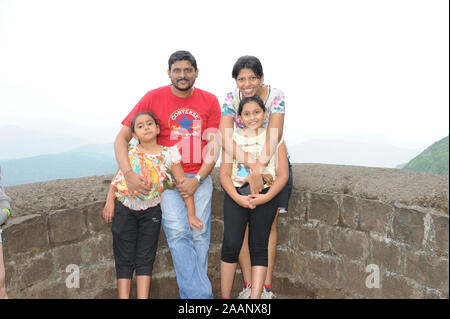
left=309, top=193, right=339, bottom=225
left=18, top=253, right=54, bottom=290
left=149, top=276, right=179, bottom=298
left=53, top=243, right=83, bottom=270
left=153, top=247, right=175, bottom=276
left=78, top=265, right=116, bottom=296
left=392, top=207, right=424, bottom=248
left=277, top=217, right=290, bottom=246
left=211, top=191, right=224, bottom=218
left=158, top=227, right=168, bottom=248
left=317, top=224, right=332, bottom=252
left=341, top=195, right=359, bottom=229
left=275, top=249, right=308, bottom=281
left=210, top=218, right=224, bottom=244
left=404, top=251, right=449, bottom=292
left=330, top=228, right=369, bottom=260
left=81, top=234, right=113, bottom=266
left=2, top=214, right=49, bottom=256
left=86, top=201, right=109, bottom=232
left=423, top=288, right=448, bottom=299
left=24, top=281, right=70, bottom=299
left=315, top=287, right=348, bottom=299
left=291, top=223, right=321, bottom=252
left=370, top=237, right=402, bottom=274
left=49, top=208, right=87, bottom=244
left=307, top=254, right=340, bottom=286
left=432, top=215, right=449, bottom=256
left=94, top=287, right=117, bottom=299
left=360, top=200, right=392, bottom=234
left=381, top=272, right=424, bottom=299
left=338, top=261, right=382, bottom=298
left=288, top=190, right=308, bottom=221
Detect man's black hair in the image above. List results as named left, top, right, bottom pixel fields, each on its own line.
left=168, top=50, right=197, bottom=70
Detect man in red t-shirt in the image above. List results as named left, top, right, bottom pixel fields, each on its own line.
left=103, top=51, right=221, bottom=299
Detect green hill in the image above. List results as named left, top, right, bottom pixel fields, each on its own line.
left=403, top=136, right=449, bottom=175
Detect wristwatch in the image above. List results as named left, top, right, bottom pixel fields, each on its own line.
left=195, top=174, right=204, bottom=184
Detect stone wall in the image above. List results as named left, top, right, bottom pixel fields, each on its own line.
left=2, top=164, right=448, bottom=298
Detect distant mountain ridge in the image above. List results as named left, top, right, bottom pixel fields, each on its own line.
left=403, top=136, right=449, bottom=175
left=0, top=125, right=90, bottom=160
left=0, top=151, right=117, bottom=186
left=0, top=138, right=429, bottom=186
left=287, top=139, right=421, bottom=168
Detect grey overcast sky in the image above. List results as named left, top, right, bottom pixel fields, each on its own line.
left=0, top=0, right=448, bottom=149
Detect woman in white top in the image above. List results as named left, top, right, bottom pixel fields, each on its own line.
left=220, top=95, right=288, bottom=299
left=219, top=56, right=293, bottom=298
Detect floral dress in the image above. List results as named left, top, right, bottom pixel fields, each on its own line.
left=111, top=144, right=181, bottom=211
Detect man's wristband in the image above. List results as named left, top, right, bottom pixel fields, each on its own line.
left=195, top=174, right=204, bottom=185
left=1, top=208, right=10, bottom=217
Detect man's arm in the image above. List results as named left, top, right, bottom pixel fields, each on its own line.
left=176, top=128, right=220, bottom=198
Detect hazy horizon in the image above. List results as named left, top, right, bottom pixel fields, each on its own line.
left=1, top=0, right=448, bottom=161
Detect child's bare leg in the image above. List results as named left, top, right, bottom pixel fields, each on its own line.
left=265, top=212, right=279, bottom=286
left=117, top=278, right=131, bottom=299
left=220, top=261, right=237, bottom=299
left=0, top=243, right=8, bottom=299
left=250, top=266, right=267, bottom=299
left=238, top=225, right=252, bottom=286
left=136, top=275, right=151, bottom=299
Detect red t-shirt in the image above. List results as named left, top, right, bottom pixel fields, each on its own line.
left=121, top=85, right=221, bottom=174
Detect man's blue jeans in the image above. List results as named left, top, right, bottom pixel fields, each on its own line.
left=160, top=173, right=213, bottom=299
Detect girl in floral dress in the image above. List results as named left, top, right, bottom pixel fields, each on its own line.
left=104, top=111, right=203, bottom=299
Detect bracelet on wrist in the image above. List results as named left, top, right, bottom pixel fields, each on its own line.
left=123, top=169, right=132, bottom=176
left=1, top=208, right=10, bottom=217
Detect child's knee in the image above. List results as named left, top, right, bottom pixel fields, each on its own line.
left=221, top=238, right=241, bottom=264
left=249, top=242, right=268, bottom=267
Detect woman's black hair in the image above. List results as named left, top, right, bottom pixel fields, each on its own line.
left=130, top=111, right=160, bottom=134
left=232, top=55, right=264, bottom=79
left=168, top=50, right=197, bottom=71
left=238, top=95, right=266, bottom=116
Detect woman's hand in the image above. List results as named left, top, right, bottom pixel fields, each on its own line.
left=248, top=193, right=270, bottom=208
left=124, top=171, right=151, bottom=199
left=235, top=194, right=256, bottom=209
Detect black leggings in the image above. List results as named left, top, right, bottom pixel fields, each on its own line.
left=112, top=199, right=162, bottom=279
left=221, top=188, right=279, bottom=267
